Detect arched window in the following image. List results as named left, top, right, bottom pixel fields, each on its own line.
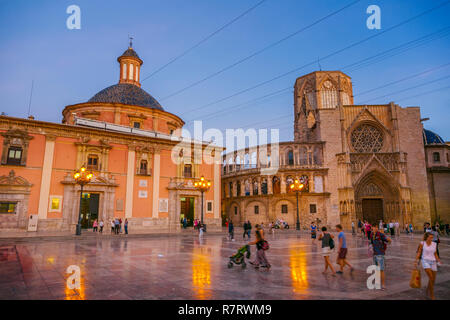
left=122, top=63, right=127, bottom=79
left=236, top=181, right=241, bottom=196
left=261, top=178, right=268, bottom=195
left=272, top=176, right=280, bottom=194
left=245, top=180, right=250, bottom=196
left=286, top=176, right=294, bottom=193
left=433, top=152, right=440, bottom=163
left=287, top=149, right=294, bottom=165
left=253, top=180, right=258, bottom=195
left=129, top=63, right=134, bottom=80
left=299, top=147, right=308, bottom=165
left=235, top=155, right=241, bottom=171
left=320, top=80, right=338, bottom=109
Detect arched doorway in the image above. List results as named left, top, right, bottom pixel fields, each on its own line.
left=354, top=170, right=401, bottom=225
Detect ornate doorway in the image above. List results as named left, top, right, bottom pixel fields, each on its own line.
left=355, top=170, right=401, bottom=224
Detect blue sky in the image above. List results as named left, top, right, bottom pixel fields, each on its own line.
left=0, top=0, right=449, bottom=143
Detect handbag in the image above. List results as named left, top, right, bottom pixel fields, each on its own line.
left=261, top=240, right=269, bottom=251
left=409, top=265, right=421, bottom=289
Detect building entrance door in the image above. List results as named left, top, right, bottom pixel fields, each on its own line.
left=362, top=199, right=383, bottom=224
left=180, top=197, right=195, bottom=226
left=80, top=193, right=100, bottom=228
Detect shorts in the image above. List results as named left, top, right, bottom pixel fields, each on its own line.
left=322, top=247, right=331, bottom=257
left=422, top=259, right=437, bottom=272
left=338, top=248, right=347, bottom=259
left=311, top=232, right=316, bottom=239
left=373, top=255, right=385, bottom=271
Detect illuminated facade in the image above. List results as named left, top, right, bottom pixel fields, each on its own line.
left=0, top=45, right=222, bottom=233
left=222, top=71, right=449, bottom=229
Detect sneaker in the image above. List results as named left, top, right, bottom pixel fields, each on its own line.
left=336, top=271, right=343, bottom=274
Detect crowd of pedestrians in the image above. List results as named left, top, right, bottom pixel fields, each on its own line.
left=219, top=217, right=445, bottom=299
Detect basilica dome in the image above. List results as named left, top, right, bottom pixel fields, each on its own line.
left=88, top=83, right=163, bottom=110
left=423, top=129, right=445, bottom=145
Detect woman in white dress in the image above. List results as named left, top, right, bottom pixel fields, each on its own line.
left=415, top=232, right=441, bottom=300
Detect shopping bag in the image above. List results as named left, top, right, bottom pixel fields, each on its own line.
left=409, top=267, right=421, bottom=289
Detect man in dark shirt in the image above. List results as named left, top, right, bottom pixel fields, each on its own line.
left=371, top=225, right=391, bottom=289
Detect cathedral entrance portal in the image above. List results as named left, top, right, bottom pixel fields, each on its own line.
left=361, top=199, right=383, bottom=224
left=355, top=170, right=402, bottom=225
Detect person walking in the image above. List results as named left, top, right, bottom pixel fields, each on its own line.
left=431, top=226, right=440, bottom=257
left=415, top=232, right=441, bottom=300
left=114, top=218, right=120, bottom=235
left=318, top=227, right=336, bottom=276
left=243, top=221, right=248, bottom=239
left=335, top=224, right=353, bottom=274
left=249, top=225, right=270, bottom=269
left=99, top=220, right=104, bottom=233
left=92, top=219, right=98, bottom=232
left=389, top=221, right=395, bottom=237
left=310, top=222, right=317, bottom=242
left=124, top=218, right=129, bottom=235
left=351, top=221, right=355, bottom=236
left=365, top=222, right=372, bottom=240
left=228, top=220, right=234, bottom=241
left=246, top=220, right=252, bottom=239
left=110, top=220, right=115, bottom=234
left=370, top=224, right=391, bottom=290
left=198, top=222, right=204, bottom=238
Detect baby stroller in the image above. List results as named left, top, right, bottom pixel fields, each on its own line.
left=228, top=244, right=251, bottom=269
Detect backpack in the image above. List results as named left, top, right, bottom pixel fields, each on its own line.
left=329, top=237, right=335, bottom=250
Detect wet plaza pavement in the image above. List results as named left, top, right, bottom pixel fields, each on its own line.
left=0, top=231, right=449, bottom=300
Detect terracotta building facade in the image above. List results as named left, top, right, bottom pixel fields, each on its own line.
left=222, top=71, right=449, bottom=230
left=0, top=46, right=222, bottom=233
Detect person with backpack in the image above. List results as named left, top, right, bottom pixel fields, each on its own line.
left=415, top=232, right=441, bottom=300
left=249, top=224, right=270, bottom=269
left=370, top=224, right=391, bottom=290
left=318, top=226, right=336, bottom=276
left=310, top=222, right=317, bottom=242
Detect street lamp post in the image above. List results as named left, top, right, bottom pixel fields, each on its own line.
left=194, top=176, right=211, bottom=225
left=73, top=166, right=93, bottom=236
left=290, top=179, right=305, bottom=231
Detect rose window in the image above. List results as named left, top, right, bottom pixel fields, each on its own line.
left=351, top=124, right=383, bottom=153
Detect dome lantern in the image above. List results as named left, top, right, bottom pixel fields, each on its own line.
left=117, top=37, right=143, bottom=87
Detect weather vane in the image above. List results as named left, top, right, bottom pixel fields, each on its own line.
left=128, top=35, right=134, bottom=48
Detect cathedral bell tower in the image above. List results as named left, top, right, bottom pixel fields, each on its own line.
left=293, top=71, right=354, bottom=142
left=117, top=38, right=143, bottom=87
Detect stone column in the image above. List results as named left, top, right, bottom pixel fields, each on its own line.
left=213, top=160, right=220, bottom=221
left=309, top=174, right=315, bottom=193
left=280, top=174, right=286, bottom=194
left=125, top=147, right=136, bottom=218
left=249, top=178, right=254, bottom=196
left=37, top=135, right=56, bottom=220
left=268, top=176, right=273, bottom=194
left=240, top=179, right=246, bottom=197
left=152, top=147, right=161, bottom=218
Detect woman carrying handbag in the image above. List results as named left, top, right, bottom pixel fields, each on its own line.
left=415, top=232, right=441, bottom=300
